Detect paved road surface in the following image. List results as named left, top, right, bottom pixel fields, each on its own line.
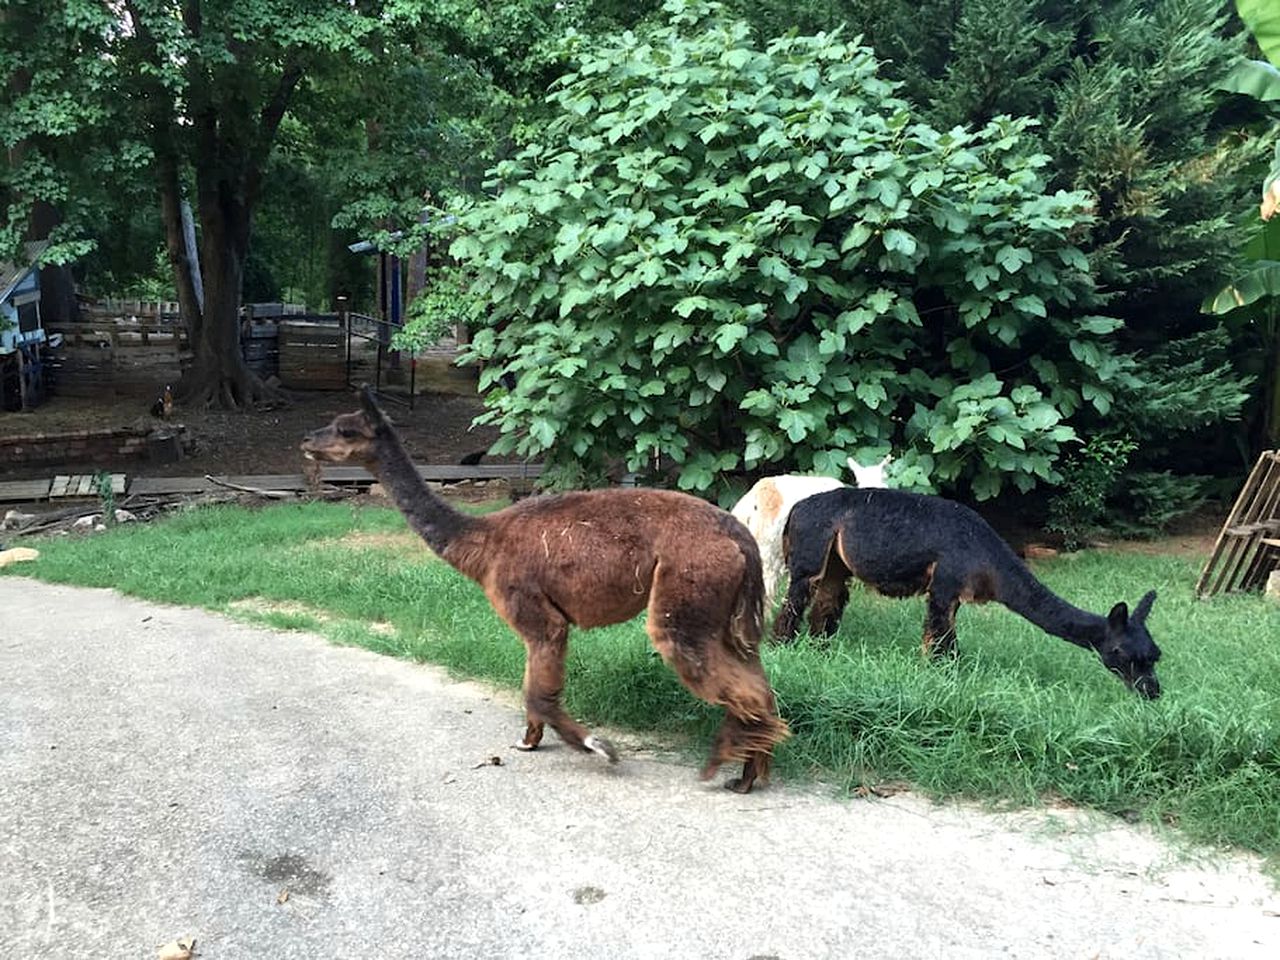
left=1, top=580, right=1276, bottom=959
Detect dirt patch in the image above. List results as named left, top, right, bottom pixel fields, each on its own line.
left=1095, top=532, right=1218, bottom=558
left=316, top=530, right=433, bottom=558
left=227, top=597, right=396, bottom=636
left=0, top=384, right=502, bottom=481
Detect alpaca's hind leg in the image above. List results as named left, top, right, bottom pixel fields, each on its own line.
left=922, top=578, right=961, bottom=660
left=650, top=623, right=787, bottom=793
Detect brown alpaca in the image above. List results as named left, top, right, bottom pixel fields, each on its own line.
left=301, top=387, right=790, bottom=792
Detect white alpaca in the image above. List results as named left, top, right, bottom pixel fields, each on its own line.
left=847, top=454, right=891, bottom=490
left=731, top=455, right=891, bottom=610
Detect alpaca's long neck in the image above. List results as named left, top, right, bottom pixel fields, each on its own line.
left=998, top=558, right=1105, bottom=650
left=369, top=429, right=476, bottom=557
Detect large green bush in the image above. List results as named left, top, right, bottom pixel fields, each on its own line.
left=450, top=0, right=1129, bottom=499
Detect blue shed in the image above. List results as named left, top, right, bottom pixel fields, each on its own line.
left=1, top=240, right=50, bottom=409
left=1, top=240, right=49, bottom=355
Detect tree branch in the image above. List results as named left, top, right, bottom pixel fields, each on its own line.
left=245, top=60, right=305, bottom=206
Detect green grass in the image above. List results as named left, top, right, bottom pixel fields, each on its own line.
left=7, top=500, right=1280, bottom=868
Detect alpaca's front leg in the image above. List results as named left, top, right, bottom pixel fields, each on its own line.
left=922, top=587, right=960, bottom=660
left=772, top=576, right=812, bottom=641
left=807, top=567, right=850, bottom=638
left=498, top=589, right=615, bottom=759
left=526, top=639, right=618, bottom=760
left=514, top=654, right=545, bottom=751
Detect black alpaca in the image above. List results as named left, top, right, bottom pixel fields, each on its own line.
left=773, top=488, right=1163, bottom=698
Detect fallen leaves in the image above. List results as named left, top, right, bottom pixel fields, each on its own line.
left=853, top=781, right=906, bottom=799
left=472, top=755, right=503, bottom=769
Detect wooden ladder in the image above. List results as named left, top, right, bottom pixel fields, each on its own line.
left=1195, top=450, right=1280, bottom=598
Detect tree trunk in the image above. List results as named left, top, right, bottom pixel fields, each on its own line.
left=27, top=201, right=79, bottom=324
left=177, top=181, right=273, bottom=408
left=1266, top=326, right=1280, bottom=449
left=157, top=150, right=206, bottom=351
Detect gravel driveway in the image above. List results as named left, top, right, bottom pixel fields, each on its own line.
left=1, top=579, right=1276, bottom=959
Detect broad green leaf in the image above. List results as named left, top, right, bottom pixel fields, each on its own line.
left=1201, top=261, right=1280, bottom=313
left=713, top=322, right=750, bottom=352
left=1238, top=0, right=1280, bottom=69
left=883, top=228, right=917, bottom=256
left=1218, top=59, right=1280, bottom=101
left=1077, top=315, right=1124, bottom=334
left=995, top=245, right=1033, bottom=273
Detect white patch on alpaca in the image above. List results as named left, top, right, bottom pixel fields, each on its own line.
left=847, top=454, right=892, bottom=489
left=732, top=475, right=845, bottom=610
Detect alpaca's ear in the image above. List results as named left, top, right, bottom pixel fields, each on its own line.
left=358, top=384, right=388, bottom=425
left=1133, top=590, right=1157, bottom=624
left=1107, top=601, right=1129, bottom=631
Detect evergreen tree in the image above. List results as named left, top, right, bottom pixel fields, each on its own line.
left=732, top=0, right=1263, bottom=522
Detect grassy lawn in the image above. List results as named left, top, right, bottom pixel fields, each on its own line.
left=6, top=500, right=1279, bottom=869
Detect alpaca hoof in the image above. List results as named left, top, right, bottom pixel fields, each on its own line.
left=584, top=734, right=618, bottom=763
left=513, top=740, right=540, bottom=752
left=698, top=761, right=722, bottom=782
left=724, top=777, right=754, bottom=794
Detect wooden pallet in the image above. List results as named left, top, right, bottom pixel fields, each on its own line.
left=1196, top=450, right=1280, bottom=598
left=48, top=473, right=127, bottom=499
left=0, top=463, right=543, bottom=504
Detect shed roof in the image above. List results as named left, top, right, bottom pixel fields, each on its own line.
left=0, top=240, right=49, bottom=304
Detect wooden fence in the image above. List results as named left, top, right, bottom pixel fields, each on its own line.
left=45, top=318, right=187, bottom=398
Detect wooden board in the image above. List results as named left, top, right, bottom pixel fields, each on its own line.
left=126, top=463, right=543, bottom=496
left=126, top=476, right=215, bottom=495
left=0, top=478, right=52, bottom=503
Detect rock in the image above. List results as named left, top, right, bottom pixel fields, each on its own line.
left=367, top=482, right=388, bottom=499
left=1267, top=570, right=1280, bottom=604
left=72, top=514, right=102, bottom=529
left=2, top=509, right=36, bottom=530
left=1023, top=544, right=1059, bottom=561
left=156, top=938, right=195, bottom=960
left=114, top=509, right=137, bottom=523
left=0, top=547, right=39, bottom=568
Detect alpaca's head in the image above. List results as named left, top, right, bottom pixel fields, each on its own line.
left=1099, top=590, right=1162, bottom=699
left=301, top=386, right=389, bottom=464
left=847, top=454, right=891, bottom=489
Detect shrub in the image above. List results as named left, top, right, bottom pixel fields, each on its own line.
left=452, top=0, right=1129, bottom=500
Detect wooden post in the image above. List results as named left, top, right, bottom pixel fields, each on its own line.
left=15, top=343, right=27, bottom=411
